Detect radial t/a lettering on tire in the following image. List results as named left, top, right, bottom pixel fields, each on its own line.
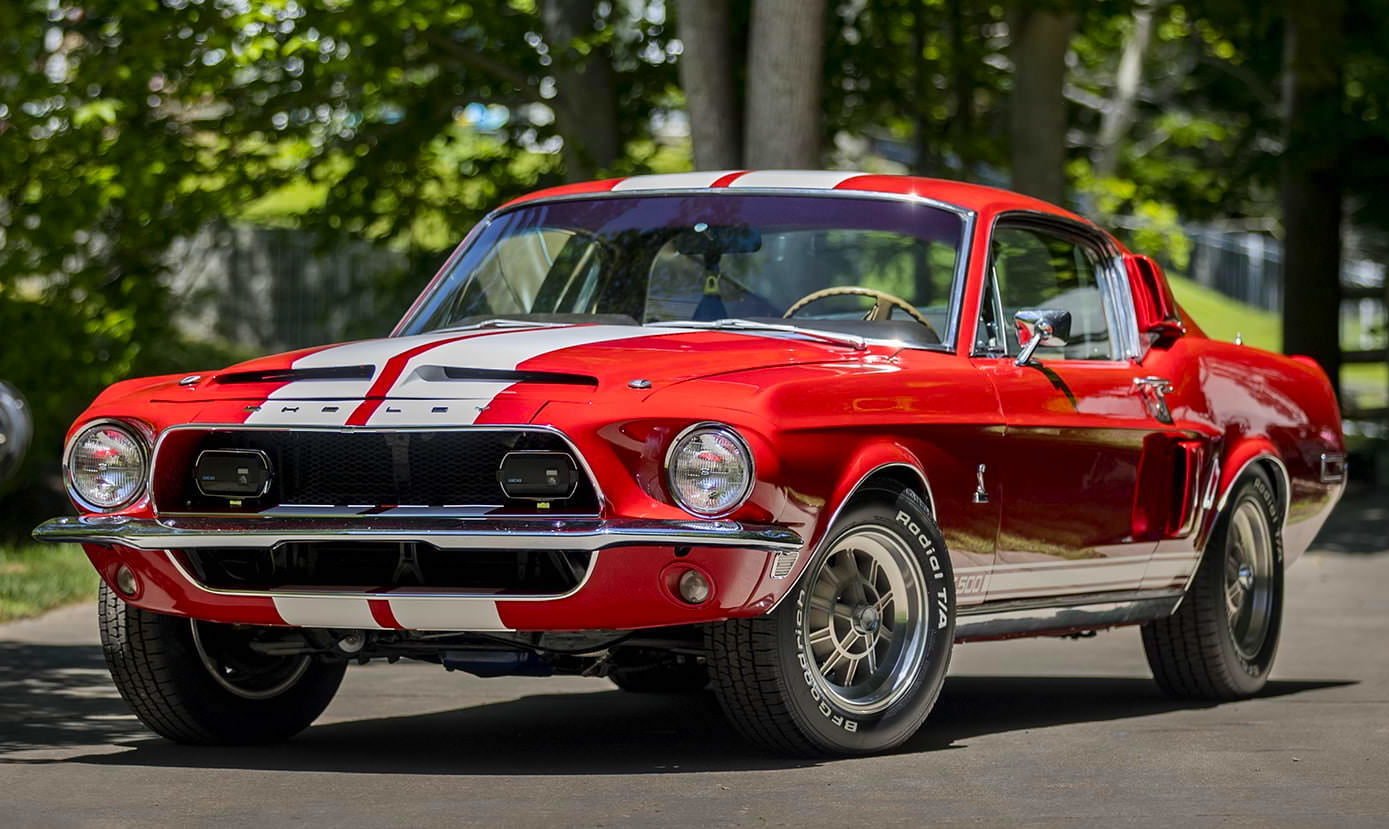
left=706, top=489, right=955, bottom=756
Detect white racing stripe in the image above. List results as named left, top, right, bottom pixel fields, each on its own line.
left=273, top=596, right=383, bottom=630
left=388, top=597, right=507, bottom=631
left=366, top=325, right=677, bottom=426
left=726, top=170, right=862, bottom=189
left=271, top=595, right=510, bottom=631
left=243, top=329, right=471, bottom=427
left=985, top=558, right=1150, bottom=599
left=611, top=171, right=743, bottom=191
left=243, top=325, right=677, bottom=427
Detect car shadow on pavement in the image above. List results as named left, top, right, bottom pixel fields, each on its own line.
left=1310, top=489, right=1389, bottom=554
left=0, top=639, right=1354, bottom=775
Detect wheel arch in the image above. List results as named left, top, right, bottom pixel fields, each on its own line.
left=811, top=447, right=937, bottom=560
left=1189, top=443, right=1292, bottom=593
left=766, top=448, right=937, bottom=614
left=1213, top=447, right=1290, bottom=533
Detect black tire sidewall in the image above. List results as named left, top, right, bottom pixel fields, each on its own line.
left=101, top=587, right=346, bottom=744
left=774, top=491, right=955, bottom=753
left=1201, top=472, right=1284, bottom=693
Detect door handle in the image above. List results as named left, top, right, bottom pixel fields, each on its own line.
left=1134, top=376, right=1174, bottom=424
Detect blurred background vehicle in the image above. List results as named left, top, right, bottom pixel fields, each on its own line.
left=0, top=382, right=31, bottom=488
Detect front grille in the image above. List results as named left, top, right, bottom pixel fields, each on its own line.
left=161, top=429, right=599, bottom=515
left=180, top=542, right=591, bottom=594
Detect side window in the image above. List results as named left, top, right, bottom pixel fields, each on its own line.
left=979, top=225, right=1115, bottom=361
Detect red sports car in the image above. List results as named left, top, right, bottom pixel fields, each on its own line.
left=35, top=171, right=1346, bottom=756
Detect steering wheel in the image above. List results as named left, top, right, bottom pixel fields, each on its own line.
left=783, top=286, right=940, bottom=336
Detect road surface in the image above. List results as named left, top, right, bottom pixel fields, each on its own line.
left=2, top=494, right=1386, bottom=826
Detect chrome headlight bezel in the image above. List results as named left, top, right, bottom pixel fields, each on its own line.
left=663, top=422, right=756, bottom=518
left=63, top=419, right=151, bottom=512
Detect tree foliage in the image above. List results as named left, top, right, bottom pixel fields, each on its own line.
left=3, top=0, right=1388, bottom=522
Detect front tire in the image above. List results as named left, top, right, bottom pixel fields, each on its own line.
left=1142, top=469, right=1284, bottom=700
left=98, top=583, right=347, bottom=744
left=706, top=490, right=955, bottom=756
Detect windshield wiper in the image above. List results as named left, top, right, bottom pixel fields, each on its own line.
left=649, top=319, right=867, bottom=351
left=435, top=318, right=574, bottom=334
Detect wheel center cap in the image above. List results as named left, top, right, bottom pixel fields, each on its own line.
left=854, top=605, right=881, bottom=634
left=1236, top=563, right=1255, bottom=591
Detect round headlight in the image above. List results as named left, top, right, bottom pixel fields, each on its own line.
left=65, top=422, right=148, bottom=510
left=665, top=424, right=754, bottom=517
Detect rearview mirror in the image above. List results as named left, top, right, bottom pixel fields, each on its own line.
left=673, top=223, right=763, bottom=259
left=1014, top=309, right=1072, bottom=367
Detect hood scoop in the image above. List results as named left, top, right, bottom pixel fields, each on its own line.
left=215, top=365, right=375, bottom=385
left=421, top=365, right=598, bottom=387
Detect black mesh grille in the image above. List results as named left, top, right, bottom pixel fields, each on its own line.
left=176, top=430, right=598, bottom=514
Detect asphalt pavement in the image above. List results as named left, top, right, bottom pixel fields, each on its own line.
left=2, top=493, right=1386, bottom=827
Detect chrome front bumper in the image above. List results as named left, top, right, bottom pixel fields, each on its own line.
left=32, top=515, right=804, bottom=553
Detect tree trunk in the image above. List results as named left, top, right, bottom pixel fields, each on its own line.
left=911, top=2, right=933, bottom=175
left=1281, top=0, right=1346, bottom=393
left=743, top=0, right=828, bottom=169
left=676, top=0, right=742, bottom=170
left=1094, top=1, right=1154, bottom=177
left=1007, top=5, right=1076, bottom=204
left=541, top=0, right=621, bottom=181
left=948, top=0, right=975, bottom=175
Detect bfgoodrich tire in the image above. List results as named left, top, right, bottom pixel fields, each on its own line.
left=98, top=583, right=346, bottom=744
left=706, top=490, right=955, bottom=756
left=1142, top=469, right=1284, bottom=700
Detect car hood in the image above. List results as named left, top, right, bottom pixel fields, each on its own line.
left=140, top=324, right=875, bottom=423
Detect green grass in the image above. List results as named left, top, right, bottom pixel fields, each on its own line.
left=1170, top=275, right=1387, bottom=411
left=0, top=544, right=98, bottom=623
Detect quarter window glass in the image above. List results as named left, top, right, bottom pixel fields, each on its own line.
left=987, top=226, right=1114, bottom=360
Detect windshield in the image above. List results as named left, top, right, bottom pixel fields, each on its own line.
left=399, top=193, right=967, bottom=348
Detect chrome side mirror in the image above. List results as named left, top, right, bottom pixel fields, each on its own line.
left=1013, top=309, right=1072, bottom=367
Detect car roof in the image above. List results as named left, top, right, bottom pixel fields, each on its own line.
left=501, top=170, right=1093, bottom=225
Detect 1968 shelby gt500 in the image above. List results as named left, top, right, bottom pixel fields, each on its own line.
left=35, top=171, right=1346, bottom=756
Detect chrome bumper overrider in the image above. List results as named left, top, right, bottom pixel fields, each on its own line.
left=32, top=515, right=804, bottom=553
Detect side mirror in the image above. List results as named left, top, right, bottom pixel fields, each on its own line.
left=1014, top=309, right=1072, bottom=367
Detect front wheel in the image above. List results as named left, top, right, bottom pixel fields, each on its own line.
left=1142, top=469, right=1284, bottom=700
left=98, top=583, right=346, bottom=744
left=706, top=490, right=955, bottom=756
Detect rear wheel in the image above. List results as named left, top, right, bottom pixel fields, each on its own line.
left=1142, top=469, right=1283, bottom=700
left=706, top=490, right=954, bottom=756
left=99, top=583, right=346, bottom=744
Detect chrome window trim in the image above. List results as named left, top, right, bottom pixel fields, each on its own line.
left=396, top=188, right=978, bottom=355
left=62, top=418, right=153, bottom=514
left=662, top=421, right=757, bottom=519
left=970, top=210, right=1142, bottom=363
left=149, top=423, right=606, bottom=518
